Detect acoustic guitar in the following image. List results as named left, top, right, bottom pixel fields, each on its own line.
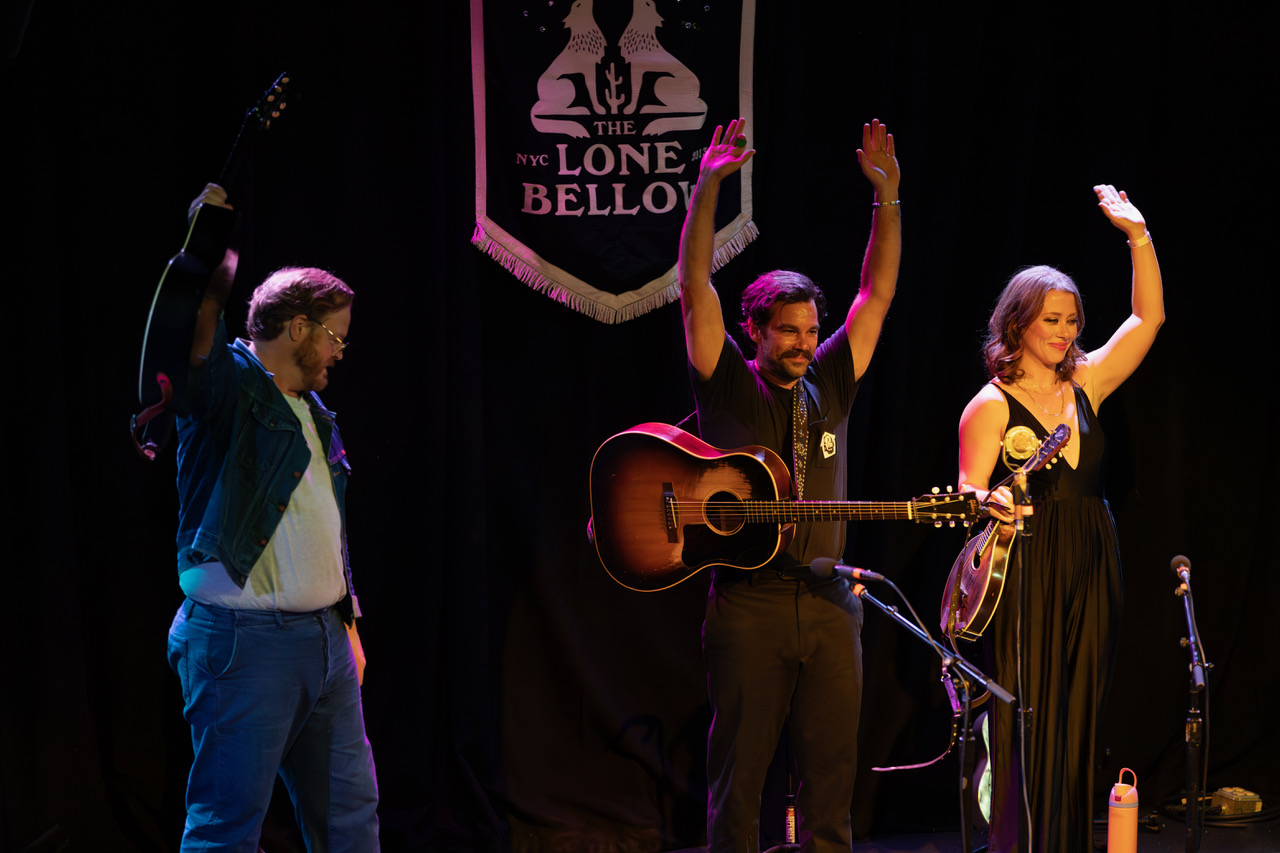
left=131, top=72, right=290, bottom=459
left=589, top=423, right=980, bottom=591
left=939, top=423, right=1071, bottom=641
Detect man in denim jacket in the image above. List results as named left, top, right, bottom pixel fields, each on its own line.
left=165, top=184, right=379, bottom=851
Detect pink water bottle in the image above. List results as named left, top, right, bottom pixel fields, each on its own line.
left=1107, top=767, right=1139, bottom=853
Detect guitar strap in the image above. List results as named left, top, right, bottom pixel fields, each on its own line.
left=792, top=382, right=808, bottom=499
left=130, top=374, right=174, bottom=460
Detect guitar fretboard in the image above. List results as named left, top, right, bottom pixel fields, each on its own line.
left=670, top=499, right=974, bottom=524
left=745, top=501, right=917, bottom=522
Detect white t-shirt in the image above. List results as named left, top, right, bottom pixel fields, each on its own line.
left=180, top=394, right=346, bottom=612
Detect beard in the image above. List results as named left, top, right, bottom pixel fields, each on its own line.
left=293, top=334, right=330, bottom=393
left=760, top=347, right=811, bottom=382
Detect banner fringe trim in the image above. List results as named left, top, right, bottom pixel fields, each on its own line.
left=711, top=219, right=759, bottom=273
left=472, top=219, right=757, bottom=324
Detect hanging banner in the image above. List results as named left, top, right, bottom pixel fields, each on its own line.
left=471, top=0, right=757, bottom=323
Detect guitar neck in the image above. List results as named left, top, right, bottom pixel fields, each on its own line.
left=744, top=500, right=919, bottom=523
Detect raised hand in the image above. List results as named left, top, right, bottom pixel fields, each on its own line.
left=187, top=182, right=232, bottom=224
left=857, top=119, right=900, bottom=199
left=699, top=117, right=755, bottom=183
left=1094, top=184, right=1147, bottom=240
left=1084, top=181, right=1163, bottom=406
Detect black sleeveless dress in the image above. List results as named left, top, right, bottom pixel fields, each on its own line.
left=985, top=385, right=1124, bottom=853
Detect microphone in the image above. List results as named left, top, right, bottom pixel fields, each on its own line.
left=1003, top=425, right=1038, bottom=460
left=810, top=557, right=884, bottom=583
left=1170, top=554, right=1191, bottom=582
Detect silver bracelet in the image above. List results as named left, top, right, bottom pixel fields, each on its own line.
left=1128, top=231, right=1152, bottom=249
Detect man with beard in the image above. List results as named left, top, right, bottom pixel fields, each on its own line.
left=165, top=184, right=380, bottom=850
left=678, top=118, right=900, bottom=852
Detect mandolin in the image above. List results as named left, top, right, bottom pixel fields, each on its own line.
left=939, top=423, right=1071, bottom=641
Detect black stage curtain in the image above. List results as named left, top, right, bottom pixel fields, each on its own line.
left=5, top=3, right=1276, bottom=851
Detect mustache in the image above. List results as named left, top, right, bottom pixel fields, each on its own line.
left=781, top=349, right=811, bottom=360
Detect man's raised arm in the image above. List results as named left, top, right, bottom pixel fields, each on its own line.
left=845, top=119, right=901, bottom=381
left=678, top=118, right=755, bottom=381
left=187, top=183, right=238, bottom=366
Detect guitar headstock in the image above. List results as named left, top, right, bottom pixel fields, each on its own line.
left=215, top=72, right=293, bottom=186
left=246, top=71, right=291, bottom=132
left=913, top=489, right=982, bottom=527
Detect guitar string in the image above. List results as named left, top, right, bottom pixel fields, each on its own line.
left=668, top=502, right=966, bottom=511
left=667, top=500, right=959, bottom=505
left=665, top=500, right=971, bottom=521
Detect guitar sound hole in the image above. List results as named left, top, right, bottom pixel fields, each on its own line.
left=703, top=491, right=746, bottom=535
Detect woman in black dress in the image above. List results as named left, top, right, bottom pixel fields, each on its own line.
left=956, top=184, right=1164, bottom=851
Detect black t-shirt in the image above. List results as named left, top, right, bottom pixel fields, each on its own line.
left=690, top=328, right=861, bottom=567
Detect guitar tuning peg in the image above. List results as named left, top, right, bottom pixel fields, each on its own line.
left=962, top=520, right=971, bottom=527
left=946, top=485, right=954, bottom=493
left=934, top=521, right=942, bottom=528
left=949, top=521, right=956, bottom=528
left=931, top=486, right=940, bottom=495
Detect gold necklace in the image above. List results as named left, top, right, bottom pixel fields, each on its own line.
left=1016, top=373, right=1058, bottom=393
left=1016, top=380, right=1066, bottom=418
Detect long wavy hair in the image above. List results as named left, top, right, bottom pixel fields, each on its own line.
left=247, top=267, right=354, bottom=342
left=983, top=265, right=1086, bottom=384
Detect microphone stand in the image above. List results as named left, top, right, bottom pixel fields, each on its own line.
left=850, top=582, right=1013, bottom=853
left=1011, top=466, right=1034, bottom=848
left=964, top=421, right=1060, bottom=847
left=1174, top=567, right=1210, bottom=853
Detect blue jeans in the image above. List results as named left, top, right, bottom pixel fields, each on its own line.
left=168, top=599, right=380, bottom=852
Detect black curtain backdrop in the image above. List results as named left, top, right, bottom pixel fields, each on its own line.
left=5, top=2, right=1276, bottom=851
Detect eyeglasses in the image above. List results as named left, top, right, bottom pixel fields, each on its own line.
left=313, top=320, right=349, bottom=353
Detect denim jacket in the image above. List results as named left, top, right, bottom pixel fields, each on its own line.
left=173, top=319, right=359, bottom=622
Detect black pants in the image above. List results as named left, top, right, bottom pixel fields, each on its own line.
left=704, top=570, right=864, bottom=853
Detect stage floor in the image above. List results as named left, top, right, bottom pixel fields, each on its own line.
left=666, top=807, right=1280, bottom=852
left=848, top=815, right=1280, bottom=853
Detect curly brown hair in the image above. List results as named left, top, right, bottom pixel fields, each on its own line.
left=246, top=267, right=354, bottom=342
left=983, top=265, right=1086, bottom=384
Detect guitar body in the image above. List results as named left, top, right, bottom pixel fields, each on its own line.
left=940, top=519, right=1016, bottom=642
left=137, top=203, right=238, bottom=408
left=590, top=423, right=794, bottom=591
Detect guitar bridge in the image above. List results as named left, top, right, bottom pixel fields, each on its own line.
left=663, top=483, right=678, bottom=543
